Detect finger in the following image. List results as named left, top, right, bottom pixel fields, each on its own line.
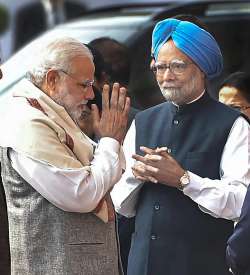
left=140, top=146, right=155, bottom=155
left=118, top=87, right=127, bottom=111
left=145, top=154, right=162, bottom=162
left=132, top=167, right=158, bottom=183
left=91, top=104, right=100, bottom=124
left=132, top=163, right=146, bottom=174
left=132, top=154, right=148, bottom=164
left=147, top=176, right=158, bottom=183
left=133, top=160, right=159, bottom=175
left=157, top=151, right=169, bottom=158
left=110, top=82, right=119, bottom=109
left=132, top=167, right=144, bottom=178
left=155, top=147, right=168, bottom=153
left=133, top=153, right=161, bottom=166
left=144, top=164, right=159, bottom=173
left=123, top=97, right=130, bottom=116
left=102, top=84, right=110, bottom=111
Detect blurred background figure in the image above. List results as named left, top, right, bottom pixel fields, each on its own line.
left=76, top=44, right=104, bottom=140
left=219, top=72, right=250, bottom=118
left=86, top=44, right=110, bottom=93
left=89, top=37, right=139, bottom=128
left=0, top=46, right=11, bottom=275
left=14, top=0, right=86, bottom=50
left=89, top=37, right=130, bottom=88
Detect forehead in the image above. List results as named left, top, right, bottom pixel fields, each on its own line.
left=219, top=86, right=247, bottom=104
left=70, top=56, right=95, bottom=78
left=157, top=40, right=193, bottom=63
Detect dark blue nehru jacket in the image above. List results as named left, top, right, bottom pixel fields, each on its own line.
left=127, top=92, right=241, bottom=275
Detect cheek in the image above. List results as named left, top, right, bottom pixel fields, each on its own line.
left=59, top=84, right=82, bottom=104
left=156, top=75, right=164, bottom=85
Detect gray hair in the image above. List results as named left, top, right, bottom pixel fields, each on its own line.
left=27, top=37, right=93, bottom=87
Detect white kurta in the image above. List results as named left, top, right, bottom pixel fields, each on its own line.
left=11, top=137, right=125, bottom=213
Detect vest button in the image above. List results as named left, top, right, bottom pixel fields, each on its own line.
left=151, top=234, right=157, bottom=240
left=154, top=204, right=160, bottom=210
left=173, top=119, right=179, bottom=125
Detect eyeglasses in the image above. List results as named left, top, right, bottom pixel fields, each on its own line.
left=59, top=70, right=94, bottom=89
left=152, top=60, right=193, bottom=75
left=228, top=104, right=250, bottom=111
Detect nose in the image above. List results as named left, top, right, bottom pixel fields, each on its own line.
left=85, top=86, right=95, bottom=100
left=162, top=68, right=176, bottom=81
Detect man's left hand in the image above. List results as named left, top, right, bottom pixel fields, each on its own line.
left=132, top=146, right=185, bottom=188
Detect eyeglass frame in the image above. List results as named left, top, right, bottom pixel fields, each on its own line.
left=59, top=69, right=94, bottom=89
left=151, top=60, right=194, bottom=75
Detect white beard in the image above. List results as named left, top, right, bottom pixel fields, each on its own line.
left=159, top=87, right=182, bottom=103
left=158, top=74, right=197, bottom=105
left=51, top=86, right=88, bottom=126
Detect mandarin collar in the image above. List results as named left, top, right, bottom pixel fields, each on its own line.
left=170, top=91, right=211, bottom=114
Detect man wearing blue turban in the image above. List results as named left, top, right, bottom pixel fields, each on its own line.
left=111, top=18, right=250, bottom=275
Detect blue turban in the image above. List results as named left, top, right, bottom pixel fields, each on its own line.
left=152, top=18, right=223, bottom=79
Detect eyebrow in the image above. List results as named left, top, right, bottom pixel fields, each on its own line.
left=157, top=59, right=189, bottom=64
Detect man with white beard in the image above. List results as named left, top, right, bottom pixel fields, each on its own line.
left=0, top=37, right=130, bottom=275
left=111, top=18, right=250, bottom=275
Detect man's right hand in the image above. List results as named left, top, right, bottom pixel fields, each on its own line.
left=91, top=83, right=130, bottom=144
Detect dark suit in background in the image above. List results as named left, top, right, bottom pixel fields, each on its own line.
left=227, top=186, right=250, bottom=275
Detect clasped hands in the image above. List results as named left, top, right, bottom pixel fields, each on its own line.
left=132, top=146, right=185, bottom=188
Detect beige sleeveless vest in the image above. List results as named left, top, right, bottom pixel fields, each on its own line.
left=0, top=78, right=113, bottom=222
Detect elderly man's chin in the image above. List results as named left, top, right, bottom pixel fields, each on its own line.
left=160, top=87, right=184, bottom=104
left=69, top=104, right=91, bottom=125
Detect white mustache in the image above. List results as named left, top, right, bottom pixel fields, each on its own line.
left=157, top=80, right=178, bottom=89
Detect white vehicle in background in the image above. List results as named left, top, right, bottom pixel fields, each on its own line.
left=1, top=0, right=250, bottom=110
left=0, top=0, right=178, bottom=61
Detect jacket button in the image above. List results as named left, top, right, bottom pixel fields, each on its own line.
left=151, top=234, right=157, bottom=240
left=173, top=119, right=179, bottom=125
left=154, top=204, right=160, bottom=210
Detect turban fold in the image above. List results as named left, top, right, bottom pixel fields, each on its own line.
left=152, top=18, right=223, bottom=79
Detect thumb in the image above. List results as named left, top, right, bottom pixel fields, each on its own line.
left=91, top=104, right=100, bottom=125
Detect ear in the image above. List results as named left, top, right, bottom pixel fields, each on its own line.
left=45, top=69, right=60, bottom=93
